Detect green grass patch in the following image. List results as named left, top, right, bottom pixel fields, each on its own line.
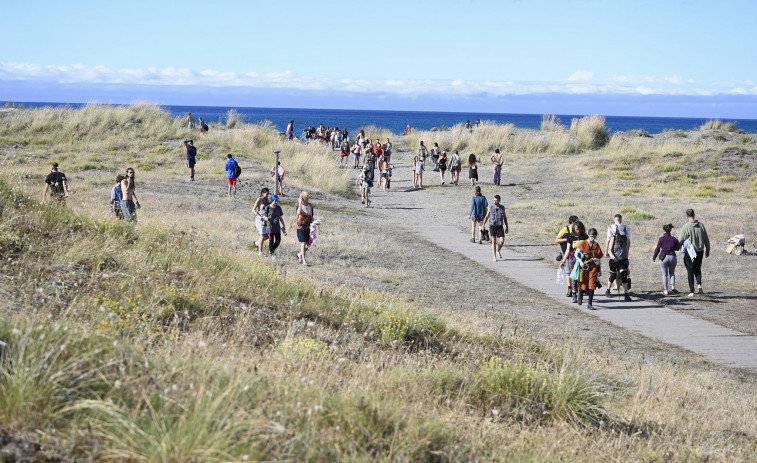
left=622, top=187, right=644, bottom=196
left=658, top=162, right=683, bottom=173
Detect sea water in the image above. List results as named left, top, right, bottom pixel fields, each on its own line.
left=7, top=102, right=757, bottom=134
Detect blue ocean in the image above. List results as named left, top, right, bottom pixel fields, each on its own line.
left=7, top=102, right=757, bottom=134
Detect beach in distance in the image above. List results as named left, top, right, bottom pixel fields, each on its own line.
left=5, top=101, right=757, bottom=134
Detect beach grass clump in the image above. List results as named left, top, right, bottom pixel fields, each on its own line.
left=0, top=317, right=116, bottom=429
left=404, top=121, right=581, bottom=156
left=225, top=109, right=242, bottom=128
left=700, top=120, right=737, bottom=131
left=475, top=355, right=604, bottom=424
left=540, top=115, right=566, bottom=132
left=570, top=115, right=609, bottom=149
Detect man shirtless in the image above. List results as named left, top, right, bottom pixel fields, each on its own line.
left=120, top=167, right=141, bottom=223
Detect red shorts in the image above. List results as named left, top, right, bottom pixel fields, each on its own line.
left=341, top=150, right=349, bottom=157
left=227, top=177, right=237, bottom=185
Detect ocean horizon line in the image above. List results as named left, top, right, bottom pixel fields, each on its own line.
left=4, top=100, right=757, bottom=135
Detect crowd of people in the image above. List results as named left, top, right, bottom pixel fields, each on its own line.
left=42, top=117, right=715, bottom=291
left=553, top=210, right=710, bottom=310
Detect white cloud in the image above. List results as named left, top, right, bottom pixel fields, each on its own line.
left=567, top=70, right=595, bottom=81
left=1, top=62, right=755, bottom=96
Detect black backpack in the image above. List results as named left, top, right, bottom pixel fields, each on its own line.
left=233, top=162, right=242, bottom=179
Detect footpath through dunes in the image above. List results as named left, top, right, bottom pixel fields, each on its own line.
left=360, top=142, right=757, bottom=373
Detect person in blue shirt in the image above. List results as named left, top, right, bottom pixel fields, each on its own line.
left=184, top=140, right=197, bottom=181
left=225, top=154, right=239, bottom=199
left=469, top=185, right=488, bottom=244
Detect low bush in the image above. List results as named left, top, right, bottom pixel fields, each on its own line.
left=570, top=115, right=609, bottom=149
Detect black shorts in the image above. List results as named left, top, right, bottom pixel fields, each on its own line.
left=609, top=258, right=629, bottom=273
left=187, top=158, right=196, bottom=168
left=489, top=225, right=505, bottom=238
left=297, top=228, right=309, bottom=243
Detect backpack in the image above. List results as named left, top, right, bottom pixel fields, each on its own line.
left=612, top=225, right=628, bottom=258
left=233, top=162, right=242, bottom=179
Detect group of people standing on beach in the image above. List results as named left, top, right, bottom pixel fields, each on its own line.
left=554, top=210, right=711, bottom=310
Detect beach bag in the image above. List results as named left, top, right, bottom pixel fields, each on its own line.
left=570, top=251, right=584, bottom=281
left=682, top=239, right=697, bottom=260
left=481, top=228, right=490, bottom=242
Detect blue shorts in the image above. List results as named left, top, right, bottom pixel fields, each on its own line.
left=297, top=228, right=309, bottom=243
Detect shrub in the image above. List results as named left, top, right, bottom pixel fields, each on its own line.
left=674, top=130, right=687, bottom=138
left=570, top=115, right=609, bottom=149
left=713, top=134, right=727, bottom=142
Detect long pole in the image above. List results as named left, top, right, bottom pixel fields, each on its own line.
left=273, top=150, right=281, bottom=194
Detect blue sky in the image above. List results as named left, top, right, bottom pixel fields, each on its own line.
left=2, top=0, right=756, bottom=117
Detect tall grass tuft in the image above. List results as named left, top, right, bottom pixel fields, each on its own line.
left=541, top=115, right=566, bottom=132
left=570, top=115, right=609, bottom=149
left=0, top=317, right=116, bottom=429
left=66, top=372, right=268, bottom=462
left=225, top=109, right=242, bottom=129
left=700, top=119, right=737, bottom=131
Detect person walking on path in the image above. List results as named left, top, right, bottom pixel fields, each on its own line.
left=413, top=156, right=424, bottom=189
left=120, top=167, right=140, bottom=223
left=652, top=224, right=681, bottom=296
left=352, top=140, right=362, bottom=169
left=491, top=149, right=503, bottom=186
left=418, top=141, right=428, bottom=165
left=483, top=194, right=508, bottom=261
left=449, top=150, right=462, bottom=186
left=431, top=142, right=441, bottom=172
left=296, top=192, right=314, bottom=266
left=677, top=209, right=710, bottom=297
left=43, top=162, right=69, bottom=203
left=198, top=117, right=208, bottom=133
left=379, top=158, right=389, bottom=192
left=110, top=174, right=125, bottom=219
left=253, top=188, right=271, bottom=255
left=468, top=154, right=479, bottom=186
left=225, top=154, right=239, bottom=199
left=266, top=195, right=286, bottom=258
left=184, top=140, right=197, bottom=181
left=186, top=112, right=195, bottom=129
left=286, top=120, right=294, bottom=140
left=468, top=185, right=488, bottom=244
left=560, top=221, right=586, bottom=303
left=556, top=215, right=579, bottom=297
left=575, top=228, right=604, bottom=310
left=383, top=138, right=392, bottom=162
left=605, top=214, right=632, bottom=301
left=339, top=137, right=350, bottom=167
left=438, top=151, right=448, bottom=185
left=360, top=166, right=373, bottom=207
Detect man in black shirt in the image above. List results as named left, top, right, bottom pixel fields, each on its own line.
left=43, top=163, right=69, bottom=202
left=184, top=140, right=197, bottom=181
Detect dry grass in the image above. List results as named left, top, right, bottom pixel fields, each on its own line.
left=1, top=107, right=757, bottom=461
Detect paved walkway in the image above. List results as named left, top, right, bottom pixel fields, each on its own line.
left=416, top=223, right=757, bottom=372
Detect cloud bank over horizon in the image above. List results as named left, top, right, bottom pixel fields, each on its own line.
left=3, top=62, right=757, bottom=98
left=3, top=62, right=757, bottom=119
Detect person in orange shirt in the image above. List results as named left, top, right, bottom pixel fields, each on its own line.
left=575, top=227, right=604, bottom=310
